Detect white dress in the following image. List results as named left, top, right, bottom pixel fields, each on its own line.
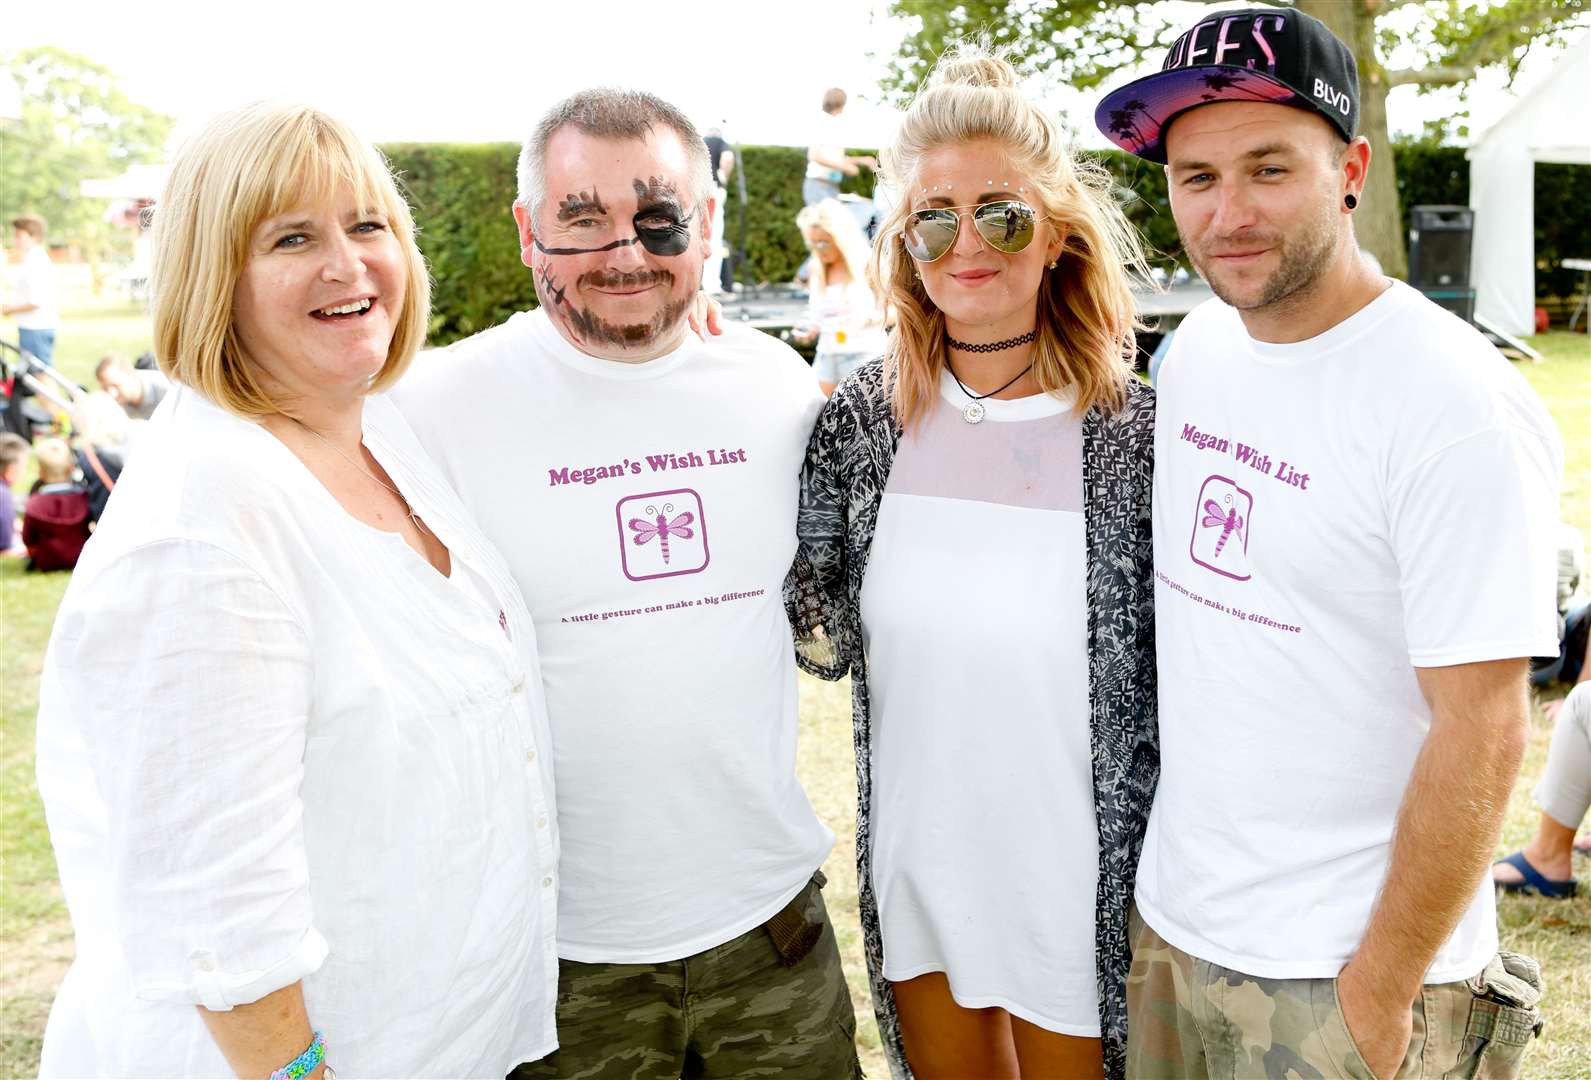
left=35, top=387, right=560, bottom=1078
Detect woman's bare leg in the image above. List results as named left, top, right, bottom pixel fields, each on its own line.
left=892, top=971, right=1019, bottom=1079
left=1010, top=1014, right=1105, bottom=1080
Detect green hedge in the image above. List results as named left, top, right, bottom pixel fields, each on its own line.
left=384, top=140, right=1588, bottom=347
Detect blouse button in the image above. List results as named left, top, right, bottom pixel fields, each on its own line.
left=542, top=876, right=553, bottom=888
left=526, top=749, right=537, bottom=763
left=511, top=675, right=526, bottom=694
left=536, top=816, right=548, bottom=830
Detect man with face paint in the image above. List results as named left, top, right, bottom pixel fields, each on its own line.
left=392, top=89, right=859, bottom=1078
left=1095, top=9, right=1561, bottom=1078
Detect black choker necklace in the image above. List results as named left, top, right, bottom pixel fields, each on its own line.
left=945, top=328, right=1038, bottom=354
left=946, top=361, right=1034, bottom=425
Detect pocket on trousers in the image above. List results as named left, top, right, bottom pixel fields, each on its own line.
left=1449, top=952, right=1544, bottom=1078
left=1313, top=978, right=1377, bottom=1080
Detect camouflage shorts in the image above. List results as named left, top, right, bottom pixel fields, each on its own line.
left=1125, top=909, right=1544, bottom=1079
left=511, top=873, right=862, bottom=1080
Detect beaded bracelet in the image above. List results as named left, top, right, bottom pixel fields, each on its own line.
left=269, top=1031, right=325, bottom=1080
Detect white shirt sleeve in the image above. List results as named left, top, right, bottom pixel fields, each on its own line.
left=1390, top=425, right=1562, bottom=666
left=48, top=539, right=326, bottom=1009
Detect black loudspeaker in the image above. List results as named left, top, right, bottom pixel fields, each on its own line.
left=1419, top=286, right=1477, bottom=324
left=1409, top=205, right=1474, bottom=288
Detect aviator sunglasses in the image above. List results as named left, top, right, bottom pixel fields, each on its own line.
left=901, top=199, right=1038, bottom=262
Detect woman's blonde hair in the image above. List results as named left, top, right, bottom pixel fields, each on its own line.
left=796, top=199, right=875, bottom=297
left=149, top=101, right=430, bottom=419
left=872, top=42, right=1149, bottom=430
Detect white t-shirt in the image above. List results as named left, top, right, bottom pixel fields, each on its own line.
left=808, top=279, right=887, bottom=359
left=807, top=111, right=847, bottom=184
left=393, top=310, right=834, bottom=963
left=862, top=375, right=1099, bottom=1035
left=36, top=389, right=558, bottom=1078
left=1141, top=281, right=1562, bottom=982
left=14, top=244, right=59, bottom=330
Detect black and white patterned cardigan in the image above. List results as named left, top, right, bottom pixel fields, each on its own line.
left=785, top=359, right=1159, bottom=1080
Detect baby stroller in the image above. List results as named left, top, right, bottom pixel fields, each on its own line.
left=1, top=338, right=78, bottom=440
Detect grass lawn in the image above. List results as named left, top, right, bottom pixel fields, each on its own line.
left=0, top=292, right=1586, bottom=1075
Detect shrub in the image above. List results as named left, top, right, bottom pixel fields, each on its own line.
left=385, top=140, right=1588, bottom=346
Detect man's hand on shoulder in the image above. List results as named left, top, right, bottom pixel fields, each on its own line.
left=689, top=292, right=724, bottom=341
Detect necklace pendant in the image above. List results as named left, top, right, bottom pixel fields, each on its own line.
left=962, top=400, right=986, bottom=425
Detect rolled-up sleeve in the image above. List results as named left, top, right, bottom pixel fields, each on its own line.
left=48, top=539, right=324, bottom=1009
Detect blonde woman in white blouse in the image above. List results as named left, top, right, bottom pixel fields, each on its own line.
left=34, top=103, right=559, bottom=1078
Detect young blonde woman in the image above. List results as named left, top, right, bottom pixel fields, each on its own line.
left=790, top=44, right=1157, bottom=1080
left=793, top=198, right=887, bottom=395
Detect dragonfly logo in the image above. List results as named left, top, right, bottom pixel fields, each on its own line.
left=1189, top=475, right=1252, bottom=582
left=616, top=488, right=710, bottom=581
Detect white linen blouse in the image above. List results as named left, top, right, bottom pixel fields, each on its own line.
left=34, top=387, right=559, bottom=1078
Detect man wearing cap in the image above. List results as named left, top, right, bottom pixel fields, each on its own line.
left=1097, top=9, right=1562, bottom=1078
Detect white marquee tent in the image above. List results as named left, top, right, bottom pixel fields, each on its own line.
left=1468, top=34, right=1591, bottom=337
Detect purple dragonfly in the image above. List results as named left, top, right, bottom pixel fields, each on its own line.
left=1201, top=498, right=1245, bottom=559
left=627, top=503, right=695, bottom=564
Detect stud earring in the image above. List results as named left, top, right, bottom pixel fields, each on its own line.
left=1344, top=193, right=1358, bottom=211
left=1048, top=260, right=1058, bottom=270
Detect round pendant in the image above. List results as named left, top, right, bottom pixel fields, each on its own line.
left=963, top=400, right=986, bottom=424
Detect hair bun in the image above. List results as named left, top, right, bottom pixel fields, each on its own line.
left=928, top=42, right=1020, bottom=90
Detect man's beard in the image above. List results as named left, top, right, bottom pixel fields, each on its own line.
left=534, top=264, right=696, bottom=349
left=1192, top=209, right=1338, bottom=314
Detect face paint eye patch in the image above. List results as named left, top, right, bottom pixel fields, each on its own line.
left=535, top=207, right=697, bottom=257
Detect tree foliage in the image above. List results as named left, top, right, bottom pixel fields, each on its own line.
left=0, top=47, right=172, bottom=255
left=883, top=0, right=1587, bottom=102
left=880, top=0, right=1588, bottom=278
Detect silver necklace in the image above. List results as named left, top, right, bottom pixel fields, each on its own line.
left=946, top=361, right=1034, bottom=425
left=290, top=417, right=427, bottom=532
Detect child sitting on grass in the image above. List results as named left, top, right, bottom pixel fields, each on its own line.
left=0, top=432, right=27, bottom=556
left=22, top=437, right=91, bottom=571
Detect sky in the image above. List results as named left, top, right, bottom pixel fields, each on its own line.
left=6, top=0, right=1584, bottom=162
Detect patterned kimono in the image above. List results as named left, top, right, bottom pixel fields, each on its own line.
left=785, top=359, right=1159, bottom=1080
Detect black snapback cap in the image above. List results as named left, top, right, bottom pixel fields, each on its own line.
left=1095, top=7, right=1359, bottom=164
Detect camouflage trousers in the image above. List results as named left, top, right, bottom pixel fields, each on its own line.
left=511, top=873, right=862, bottom=1080
left=1125, top=909, right=1544, bottom=1079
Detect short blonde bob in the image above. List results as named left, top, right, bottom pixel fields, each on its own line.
left=150, top=101, right=430, bottom=418
left=873, top=43, right=1150, bottom=430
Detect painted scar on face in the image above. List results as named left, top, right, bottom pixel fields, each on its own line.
left=557, top=188, right=609, bottom=222
left=536, top=261, right=568, bottom=309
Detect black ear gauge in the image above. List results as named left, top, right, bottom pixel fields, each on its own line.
left=1344, top=193, right=1358, bottom=211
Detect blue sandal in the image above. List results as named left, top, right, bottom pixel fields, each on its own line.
left=1494, top=851, right=1578, bottom=898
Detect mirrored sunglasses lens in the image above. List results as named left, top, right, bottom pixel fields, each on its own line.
left=973, top=202, right=1035, bottom=253
left=903, top=212, right=958, bottom=261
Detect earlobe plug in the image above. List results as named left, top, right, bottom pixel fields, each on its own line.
left=1344, top=193, right=1358, bottom=211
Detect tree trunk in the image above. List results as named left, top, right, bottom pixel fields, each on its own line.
left=1298, top=0, right=1409, bottom=279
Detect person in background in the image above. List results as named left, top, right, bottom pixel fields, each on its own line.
left=70, top=391, right=129, bottom=522
left=1494, top=682, right=1591, bottom=899
left=33, top=100, right=558, bottom=1078
left=0, top=431, right=28, bottom=555
left=805, top=88, right=875, bottom=205
left=793, top=199, right=887, bottom=395
left=4, top=214, right=60, bottom=367
left=1095, top=8, right=1562, bottom=1077
left=22, top=437, right=91, bottom=571
left=97, top=352, right=172, bottom=420
left=704, top=122, right=736, bottom=294
left=792, top=42, right=1157, bottom=1080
